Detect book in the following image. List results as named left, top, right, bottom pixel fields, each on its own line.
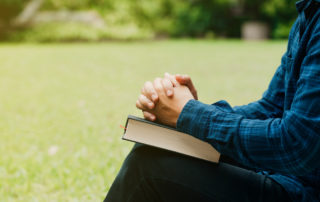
left=122, top=115, right=220, bottom=163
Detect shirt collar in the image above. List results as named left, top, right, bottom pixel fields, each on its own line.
left=296, top=0, right=320, bottom=13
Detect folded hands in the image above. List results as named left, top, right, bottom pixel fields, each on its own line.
left=136, top=73, right=198, bottom=127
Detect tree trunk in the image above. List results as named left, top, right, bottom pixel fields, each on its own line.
left=241, top=21, right=269, bottom=40
left=11, top=0, right=44, bottom=27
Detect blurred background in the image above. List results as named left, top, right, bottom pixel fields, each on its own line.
left=0, top=0, right=296, bottom=41
left=0, top=0, right=295, bottom=201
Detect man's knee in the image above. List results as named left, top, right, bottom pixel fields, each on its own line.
left=120, top=144, right=165, bottom=178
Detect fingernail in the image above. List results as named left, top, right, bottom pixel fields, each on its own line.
left=152, top=94, right=157, bottom=101
left=167, top=90, right=173, bottom=96
left=148, top=103, right=154, bottom=109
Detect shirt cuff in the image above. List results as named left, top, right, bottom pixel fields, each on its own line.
left=176, top=99, right=213, bottom=140
left=177, top=99, right=243, bottom=145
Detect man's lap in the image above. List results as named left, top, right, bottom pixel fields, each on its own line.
left=105, top=143, right=291, bottom=202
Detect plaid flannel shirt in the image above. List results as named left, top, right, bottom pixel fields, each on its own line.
left=177, top=0, right=320, bottom=201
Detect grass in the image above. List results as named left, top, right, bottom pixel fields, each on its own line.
left=0, top=40, right=286, bottom=201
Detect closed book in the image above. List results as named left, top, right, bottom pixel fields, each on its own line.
left=122, top=115, right=220, bottom=163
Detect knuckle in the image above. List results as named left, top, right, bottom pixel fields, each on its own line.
left=139, top=95, right=148, bottom=103
left=145, top=114, right=151, bottom=119
left=143, top=113, right=150, bottom=120
left=136, top=100, right=141, bottom=108
left=153, top=78, right=161, bottom=85
left=162, top=78, right=169, bottom=85
left=143, top=82, right=148, bottom=87
left=154, top=86, right=161, bottom=91
left=164, top=77, right=171, bottom=83
left=144, top=81, right=152, bottom=88
left=147, top=86, right=156, bottom=93
left=154, top=77, right=161, bottom=83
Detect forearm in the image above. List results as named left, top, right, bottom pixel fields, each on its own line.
left=177, top=99, right=320, bottom=175
left=232, top=97, right=283, bottom=120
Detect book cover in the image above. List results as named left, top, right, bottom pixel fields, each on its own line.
left=122, top=115, right=220, bottom=163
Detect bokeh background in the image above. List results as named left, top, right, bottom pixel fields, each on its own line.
left=1, top=0, right=297, bottom=41
left=0, top=0, right=296, bottom=201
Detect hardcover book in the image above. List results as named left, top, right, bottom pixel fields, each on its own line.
left=122, top=115, right=220, bottom=163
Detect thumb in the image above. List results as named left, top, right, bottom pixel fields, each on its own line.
left=175, top=74, right=198, bottom=100
left=175, top=74, right=189, bottom=85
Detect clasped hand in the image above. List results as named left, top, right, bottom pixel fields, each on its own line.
left=136, top=73, right=198, bottom=127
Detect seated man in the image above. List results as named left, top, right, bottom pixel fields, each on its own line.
left=105, top=0, right=320, bottom=201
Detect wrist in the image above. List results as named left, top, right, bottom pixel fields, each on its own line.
left=175, top=99, right=194, bottom=127
left=176, top=99, right=213, bottom=140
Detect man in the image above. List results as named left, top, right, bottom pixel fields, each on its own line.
left=105, top=0, right=320, bottom=201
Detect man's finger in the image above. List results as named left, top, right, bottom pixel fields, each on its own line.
left=143, top=111, right=156, bottom=121
left=143, top=81, right=158, bottom=102
left=141, top=86, right=146, bottom=95
left=153, top=78, right=165, bottom=96
left=137, top=94, right=154, bottom=110
left=175, top=74, right=191, bottom=85
left=136, top=99, right=143, bottom=110
left=176, top=74, right=198, bottom=100
left=161, top=77, right=174, bottom=97
left=164, top=72, right=180, bottom=87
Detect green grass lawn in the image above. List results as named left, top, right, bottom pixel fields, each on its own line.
left=0, top=40, right=286, bottom=201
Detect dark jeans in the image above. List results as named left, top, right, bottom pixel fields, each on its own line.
left=105, top=143, right=291, bottom=202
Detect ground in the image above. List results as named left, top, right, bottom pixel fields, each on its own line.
left=0, top=40, right=286, bottom=201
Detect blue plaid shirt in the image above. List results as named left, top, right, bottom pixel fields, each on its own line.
left=177, top=0, right=320, bottom=201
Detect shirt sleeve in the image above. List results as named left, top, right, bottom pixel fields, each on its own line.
left=232, top=22, right=301, bottom=120
left=177, top=28, right=320, bottom=176
left=232, top=56, right=286, bottom=120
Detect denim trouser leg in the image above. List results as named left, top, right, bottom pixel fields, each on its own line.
left=105, top=143, right=291, bottom=202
